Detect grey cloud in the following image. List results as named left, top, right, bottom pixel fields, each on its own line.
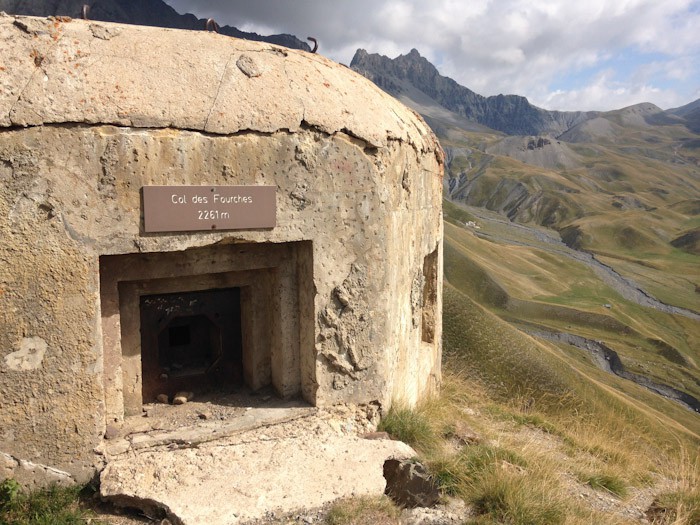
left=165, top=0, right=700, bottom=110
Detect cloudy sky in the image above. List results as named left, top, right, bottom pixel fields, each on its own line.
left=164, top=0, right=700, bottom=111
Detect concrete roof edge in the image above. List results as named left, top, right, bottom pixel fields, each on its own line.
left=0, top=14, right=438, bottom=154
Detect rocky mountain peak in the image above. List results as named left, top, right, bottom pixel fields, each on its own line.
left=351, top=48, right=595, bottom=136
left=352, top=47, right=442, bottom=85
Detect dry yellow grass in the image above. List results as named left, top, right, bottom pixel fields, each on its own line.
left=325, top=496, right=401, bottom=525
left=384, top=367, right=699, bottom=524
left=428, top=281, right=700, bottom=524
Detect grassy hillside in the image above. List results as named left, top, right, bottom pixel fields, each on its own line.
left=362, top=209, right=698, bottom=523
left=358, top=69, right=699, bottom=522
left=398, top=199, right=699, bottom=523
left=349, top=71, right=700, bottom=522
left=434, top=282, right=699, bottom=524
left=441, top=107, right=700, bottom=313
left=342, top=264, right=698, bottom=524
left=443, top=204, right=700, bottom=404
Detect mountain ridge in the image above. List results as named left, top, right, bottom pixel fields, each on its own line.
left=350, top=48, right=596, bottom=136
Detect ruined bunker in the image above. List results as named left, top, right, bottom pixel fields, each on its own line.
left=0, top=15, right=443, bottom=486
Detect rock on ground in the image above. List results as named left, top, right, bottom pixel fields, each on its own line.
left=383, top=458, right=441, bottom=508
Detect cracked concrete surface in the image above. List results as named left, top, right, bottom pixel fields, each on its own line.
left=100, top=406, right=415, bottom=525
left=0, top=13, right=436, bottom=154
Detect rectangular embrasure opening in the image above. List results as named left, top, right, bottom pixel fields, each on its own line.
left=99, top=241, right=315, bottom=422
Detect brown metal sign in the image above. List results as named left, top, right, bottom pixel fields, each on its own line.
left=142, top=186, right=276, bottom=233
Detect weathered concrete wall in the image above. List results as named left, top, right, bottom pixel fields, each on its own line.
left=0, top=14, right=443, bottom=486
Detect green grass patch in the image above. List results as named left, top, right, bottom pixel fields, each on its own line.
left=488, top=408, right=561, bottom=436
left=459, top=445, right=528, bottom=481
left=443, top=199, right=477, bottom=225
left=585, top=444, right=630, bottom=466
left=427, top=444, right=529, bottom=500
left=429, top=455, right=463, bottom=497
left=0, top=480, right=97, bottom=525
left=469, top=473, right=566, bottom=525
left=378, top=405, right=438, bottom=453
left=579, top=473, right=628, bottom=497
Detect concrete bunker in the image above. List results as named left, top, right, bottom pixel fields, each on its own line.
left=0, top=15, right=443, bottom=488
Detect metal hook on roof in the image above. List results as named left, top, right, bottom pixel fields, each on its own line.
left=205, top=18, right=220, bottom=33
left=307, top=37, right=318, bottom=53
left=81, top=4, right=89, bottom=20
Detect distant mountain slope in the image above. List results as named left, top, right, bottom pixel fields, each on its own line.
left=668, top=98, right=700, bottom=133
left=350, top=48, right=594, bottom=136
left=442, top=101, right=700, bottom=311
left=0, top=0, right=311, bottom=50
left=668, top=98, right=700, bottom=117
